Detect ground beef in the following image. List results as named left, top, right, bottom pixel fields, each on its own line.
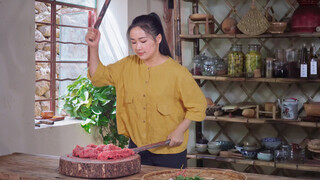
left=78, top=147, right=99, bottom=159
left=72, top=145, right=84, bottom=157
left=97, top=148, right=135, bottom=160
left=72, top=144, right=135, bottom=160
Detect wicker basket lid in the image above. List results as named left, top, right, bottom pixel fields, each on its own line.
left=237, top=0, right=270, bottom=36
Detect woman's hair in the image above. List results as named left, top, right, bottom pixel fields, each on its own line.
left=127, top=12, right=172, bottom=58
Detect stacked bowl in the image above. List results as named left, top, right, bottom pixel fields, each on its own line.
left=207, top=141, right=221, bottom=155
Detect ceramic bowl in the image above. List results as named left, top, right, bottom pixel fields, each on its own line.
left=235, top=145, right=244, bottom=152
left=261, top=137, right=282, bottom=150
left=208, top=148, right=220, bottom=155
left=196, top=139, right=208, bottom=144
left=241, top=150, right=257, bottom=159
left=257, top=150, right=274, bottom=161
left=214, top=141, right=234, bottom=151
left=243, top=145, right=258, bottom=151
left=195, top=143, right=208, bottom=153
left=207, top=141, right=221, bottom=149
left=243, top=141, right=256, bottom=147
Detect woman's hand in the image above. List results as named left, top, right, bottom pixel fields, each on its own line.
left=167, top=118, right=192, bottom=147
left=85, top=27, right=100, bottom=48
left=167, top=128, right=185, bottom=147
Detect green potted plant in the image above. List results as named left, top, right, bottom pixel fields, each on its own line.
left=61, top=76, right=128, bottom=148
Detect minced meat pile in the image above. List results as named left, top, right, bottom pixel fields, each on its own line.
left=72, top=144, right=135, bottom=160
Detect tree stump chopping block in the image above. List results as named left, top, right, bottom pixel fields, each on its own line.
left=59, top=154, right=141, bottom=178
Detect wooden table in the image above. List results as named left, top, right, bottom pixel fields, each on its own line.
left=0, top=153, right=312, bottom=180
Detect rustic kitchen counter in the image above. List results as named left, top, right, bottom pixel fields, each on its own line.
left=0, top=153, right=312, bottom=179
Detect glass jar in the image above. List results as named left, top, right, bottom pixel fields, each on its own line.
left=189, top=53, right=207, bottom=75
left=190, top=59, right=203, bottom=75
left=275, top=49, right=285, bottom=62
left=216, top=57, right=227, bottom=76
left=245, top=44, right=262, bottom=78
left=274, top=60, right=288, bottom=78
left=281, top=144, right=291, bottom=161
left=202, top=58, right=216, bottom=76
left=286, top=48, right=300, bottom=78
left=228, top=44, right=244, bottom=77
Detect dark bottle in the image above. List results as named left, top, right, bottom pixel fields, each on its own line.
left=300, top=44, right=308, bottom=78
left=309, top=43, right=318, bottom=78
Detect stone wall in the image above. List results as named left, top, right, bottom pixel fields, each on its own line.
left=34, top=2, right=84, bottom=116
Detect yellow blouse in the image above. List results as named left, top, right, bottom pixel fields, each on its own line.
left=88, top=55, right=207, bottom=154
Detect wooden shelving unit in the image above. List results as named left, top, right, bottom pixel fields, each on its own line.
left=174, top=0, right=320, bottom=177
left=194, top=76, right=320, bottom=83
left=180, top=32, right=320, bottom=39
left=205, top=115, right=320, bottom=128
left=187, top=154, right=320, bottom=172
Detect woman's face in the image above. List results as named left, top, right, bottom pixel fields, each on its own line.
left=129, top=26, right=161, bottom=61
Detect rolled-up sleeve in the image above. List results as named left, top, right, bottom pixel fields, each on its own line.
left=178, top=67, right=207, bottom=122
left=87, top=59, right=125, bottom=87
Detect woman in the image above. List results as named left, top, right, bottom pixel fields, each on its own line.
left=85, top=12, right=206, bottom=168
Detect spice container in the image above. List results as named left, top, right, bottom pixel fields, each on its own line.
left=245, top=44, right=261, bottom=78
left=202, top=58, right=216, bottom=76
left=228, top=44, right=244, bottom=77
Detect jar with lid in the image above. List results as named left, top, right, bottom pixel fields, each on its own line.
left=228, top=44, right=244, bottom=77
left=245, top=44, right=262, bottom=78
left=189, top=53, right=207, bottom=75
left=216, top=57, right=227, bottom=76
left=202, top=58, right=216, bottom=76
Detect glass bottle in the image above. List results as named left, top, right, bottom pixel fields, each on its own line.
left=300, top=44, right=308, bottom=78
left=245, top=44, right=261, bottom=78
left=266, top=57, right=273, bottom=78
left=309, top=43, right=318, bottom=78
left=228, top=44, right=244, bottom=77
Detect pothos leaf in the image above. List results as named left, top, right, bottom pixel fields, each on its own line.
left=61, top=76, right=129, bottom=147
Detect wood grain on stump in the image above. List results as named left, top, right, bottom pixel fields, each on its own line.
left=59, top=153, right=141, bottom=178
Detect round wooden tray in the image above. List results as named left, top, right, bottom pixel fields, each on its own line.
left=142, top=168, right=247, bottom=180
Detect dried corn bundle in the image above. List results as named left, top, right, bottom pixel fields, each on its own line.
left=237, top=0, right=270, bottom=36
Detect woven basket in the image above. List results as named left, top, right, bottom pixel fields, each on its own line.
left=142, top=168, right=247, bottom=180
left=265, top=6, right=287, bottom=34
left=237, top=0, right=270, bottom=36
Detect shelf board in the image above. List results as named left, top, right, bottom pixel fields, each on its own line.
left=187, top=154, right=320, bottom=172
left=193, top=75, right=320, bottom=83
left=205, top=115, right=320, bottom=128
left=180, top=32, right=320, bottom=39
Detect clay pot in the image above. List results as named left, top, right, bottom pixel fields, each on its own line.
left=222, top=17, right=238, bottom=34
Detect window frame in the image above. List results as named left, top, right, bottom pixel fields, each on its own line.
left=35, top=0, right=96, bottom=115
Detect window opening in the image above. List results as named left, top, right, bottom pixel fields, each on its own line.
left=35, top=0, right=96, bottom=117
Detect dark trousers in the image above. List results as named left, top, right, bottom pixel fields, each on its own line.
left=129, top=140, right=187, bottom=169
